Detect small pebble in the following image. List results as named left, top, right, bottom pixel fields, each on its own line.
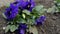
left=3, top=27, right=6, bottom=30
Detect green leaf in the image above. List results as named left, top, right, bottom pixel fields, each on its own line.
left=32, top=16, right=36, bottom=19
left=10, top=22, right=14, bottom=24
left=47, top=6, right=59, bottom=13
left=30, top=19, right=35, bottom=25
left=5, top=25, right=10, bottom=33
left=19, top=18, right=26, bottom=23
left=27, top=18, right=35, bottom=25
left=16, top=18, right=26, bottom=24
left=23, top=10, right=30, bottom=15
left=13, top=14, right=21, bottom=23
left=6, top=3, right=10, bottom=7
left=57, top=3, right=60, bottom=9
left=31, top=11, right=39, bottom=17
left=29, top=26, right=38, bottom=34
left=10, top=25, right=18, bottom=32
left=34, top=5, right=44, bottom=12
left=33, top=5, right=46, bottom=16
left=22, top=14, right=26, bottom=19
left=57, top=3, right=60, bottom=6
left=56, top=0, right=60, bottom=3
left=2, top=13, right=7, bottom=19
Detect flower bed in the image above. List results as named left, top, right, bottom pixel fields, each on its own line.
left=0, top=0, right=60, bottom=34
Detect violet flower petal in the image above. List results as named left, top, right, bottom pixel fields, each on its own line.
left=36, top=15, right=46, bottom=25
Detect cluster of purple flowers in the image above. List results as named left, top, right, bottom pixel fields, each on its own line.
left=4, top=0, right=46, bottom=34
left=4, top=3, right=19, bottom=20
left=4, top=0, right=35, bottom=34
left=5, top=0, right=35, bottom=20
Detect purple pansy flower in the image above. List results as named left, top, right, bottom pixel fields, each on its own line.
left=18, top=23, right=27, bottom=34
left=20, top=29, right=25, bottom=34
left=36, top=15, right=46, bottom=25
left=26, top=0, right=35, bottom=11
left=24, top=0, right=35, bottom=12
left=15, top=0, right=35, bottom=12
left=5, top=3, right=18, bottom=20
left=15, top=0, right=28, bottom=8
left=19, top=23, right=27, bottom=29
